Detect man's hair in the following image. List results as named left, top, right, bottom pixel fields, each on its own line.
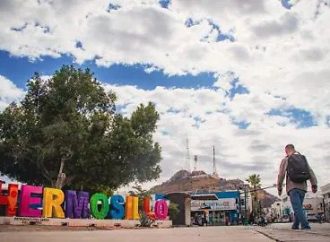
left=285, top=144, right=295, bottom=150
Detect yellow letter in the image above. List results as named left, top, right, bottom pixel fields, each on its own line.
left=132, top=196, right=139, bottom=220
left=43, top=188, right=65, bottom=218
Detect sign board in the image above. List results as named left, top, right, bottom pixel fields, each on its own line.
left=191, top=198, right=237, bottom=211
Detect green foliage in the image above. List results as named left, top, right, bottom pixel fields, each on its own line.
left=129, top=184, right=151, bottom=211
left=168, top=202, right=180, bottom=221
left=246, top=174, right=261, bottom=189
left=0, top=65, right=161, bottom=191
left=129, top=184, right=156, bottom=227
left=139, top=210, right=155, bottom=227
left=246, top=174, right=262, bottom=216
left=129, top=184, right=150, bottom=197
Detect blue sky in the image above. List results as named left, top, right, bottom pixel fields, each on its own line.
left=0, top=49, right=317, bottom=129
left=0, top=50, right=217, bottom=90
left=0, top=0, right=329, bottom=190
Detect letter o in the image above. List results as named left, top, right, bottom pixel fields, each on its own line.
left=154, top=200, right=168, bottom=220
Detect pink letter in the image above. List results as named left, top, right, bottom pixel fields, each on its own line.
left=155, top=200, right=168, bottom=220
left=18, top=185, right=43, bottom=217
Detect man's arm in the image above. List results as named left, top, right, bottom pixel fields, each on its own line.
left=307, top=162, right=317, bottom=192
left=277, top=158, right=287, bottom=195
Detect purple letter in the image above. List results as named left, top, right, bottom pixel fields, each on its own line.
left=65, top=190, right=90, bottom=218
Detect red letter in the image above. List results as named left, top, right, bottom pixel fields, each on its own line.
left=0, top=181, right=19, bottom=216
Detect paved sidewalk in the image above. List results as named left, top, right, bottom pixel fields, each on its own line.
left=255, top=223, right=330, bottom=242
left=0, top=226, right=272, bottom=242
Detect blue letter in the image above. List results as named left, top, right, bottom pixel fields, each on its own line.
left=109, top=195, right=124, bottom=219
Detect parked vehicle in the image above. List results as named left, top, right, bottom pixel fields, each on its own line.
left=306, top=213, right=317, bottom=222
left=192, top=212, right=207, bottom=226
left=280, top=214, right=291, bottom=223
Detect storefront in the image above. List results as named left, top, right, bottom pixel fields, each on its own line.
left=190, top=191, right=241, bottom=226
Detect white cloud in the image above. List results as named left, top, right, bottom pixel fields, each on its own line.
left=252, top=13, right=299, bottom=38
left=104, top=83, right=330, bottom=192
left=0, top=75, right=24, bottom=110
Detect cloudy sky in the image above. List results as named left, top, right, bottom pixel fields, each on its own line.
left=0, top=0, right=329, bottom=194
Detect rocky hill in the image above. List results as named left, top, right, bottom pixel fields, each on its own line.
left=151, top=169, right=278, bottom=208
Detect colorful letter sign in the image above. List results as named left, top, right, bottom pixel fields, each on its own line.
left=0, top=182, right=169, bottom=221
left=109, top=195, right=125, bottom=219
left=18, top=185, right=43, bottom=217
left=65, top=190, right=90, bottom=218
left=43, top=188, right=65, bottom=218
left=155, top=199, right=168, bottom=220
left=90, top=193, right=109, bottom=219
left=0, top=182, right=18, bottom=216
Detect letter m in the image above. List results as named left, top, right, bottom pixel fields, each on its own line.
left=65, top=191, right=90, bottom=218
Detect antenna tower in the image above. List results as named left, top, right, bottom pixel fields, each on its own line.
left=212, top=146, right=219, bottom=177
left=185, top=138, right=191, bottom=172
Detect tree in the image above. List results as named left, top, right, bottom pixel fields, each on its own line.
left=129, top=184, right=150, bottom=199
left=0, top=65, right=161, bottom=192
left=246, top=174, right=262, bottom=218
left=168, top=202, right=180, bottom=221
left=246, top=174, right=261, bottom=190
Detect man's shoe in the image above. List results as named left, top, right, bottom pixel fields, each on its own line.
left=291, top=226, right=299, bottom=230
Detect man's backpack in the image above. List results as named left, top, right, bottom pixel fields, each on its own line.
left=287, top=154, right=310, bottom=183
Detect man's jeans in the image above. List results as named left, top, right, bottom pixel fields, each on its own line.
left=289, top=188, right=310, bottom=229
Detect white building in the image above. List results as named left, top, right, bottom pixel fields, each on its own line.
left=321, top=183, right=330, bottom=222
left=269, top=199, right=290, bottom=222
left=303, top=191, right=324, bottom=221
left=269, top=201, right=281, bottom=220
left=269, top=190, right=325, bottom=223
left=276, top=191, right=324, bottom=221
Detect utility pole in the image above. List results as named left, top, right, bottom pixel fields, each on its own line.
left=244, top=187, right=247, bottom=224
left=238, top=185, right=248, bottom=225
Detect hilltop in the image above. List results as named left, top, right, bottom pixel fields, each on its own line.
left=151, top=169, right=278, bottom=208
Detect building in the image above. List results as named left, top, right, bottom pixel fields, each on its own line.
left=303, top=191, right=324, bottom=221
left=166, top=193, right=191, bottom=226
left=321, top=183, right=330, bottom=222
left=273, top=191, right=324, bottom=222
left=269, top=201, right=284, bottom=222
left=190, top=190, right=250, bottom=225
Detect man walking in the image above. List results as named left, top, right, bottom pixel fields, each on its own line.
left=277, top=144, right=317, bottom=230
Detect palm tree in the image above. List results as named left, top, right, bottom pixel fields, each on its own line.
left=246, top=174, right=262, bottom=219
left=246, top=174, right=261, bottom=189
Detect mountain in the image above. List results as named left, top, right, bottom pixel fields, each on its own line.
left=151, top=169, right=278, bottom=208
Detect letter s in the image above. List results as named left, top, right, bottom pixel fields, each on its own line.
left=109, top=195, right=125, bottom=219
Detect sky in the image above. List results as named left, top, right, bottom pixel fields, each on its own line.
left=0, top=0, right=330, bottom=195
